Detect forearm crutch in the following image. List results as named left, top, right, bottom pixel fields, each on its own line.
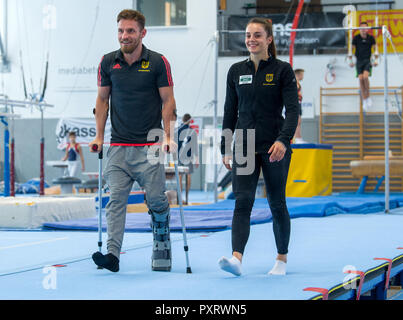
left=93, top=145, right=103, bottom=250
left=92, top=107, right=103, bottom=269
left=169, top=148, right=192, bottom=273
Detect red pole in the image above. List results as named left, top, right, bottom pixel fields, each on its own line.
left=289, top=0, right=305, bottom=67
left=10, top=138, right=15, bottom=197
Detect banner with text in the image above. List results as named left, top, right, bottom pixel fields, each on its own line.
left=353, top=10, right=403, bottom=53
left=55, top=118, right=111, bottom=150
left=226, top=13, right=346, bottom=54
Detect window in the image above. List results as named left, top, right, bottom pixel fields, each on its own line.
left=137, top=0, right=186, bottom=27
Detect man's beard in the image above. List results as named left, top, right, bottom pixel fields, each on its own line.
left=120, top=38, right=140, bottom=54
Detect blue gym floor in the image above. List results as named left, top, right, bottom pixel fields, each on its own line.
left=1, top=200, right=403, bottom=300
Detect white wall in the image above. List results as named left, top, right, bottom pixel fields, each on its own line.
left=4, top=0, right=132, bottom=118
left=3, top=0, right=218, bottom=119
left=2, top=0, right=402, bottom=120
left=145, top=0, right=217, bottom=118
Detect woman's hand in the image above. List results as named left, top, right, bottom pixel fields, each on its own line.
left=222, top=155, right=233, bottom=171
left=194, top=156, right=200, bottom=169
left=268, top=141, right=286, bottom=162
left=162, top=136, right=178, bottom=154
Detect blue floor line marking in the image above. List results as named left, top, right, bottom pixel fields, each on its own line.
left=0, top=234, right=201, bottom=278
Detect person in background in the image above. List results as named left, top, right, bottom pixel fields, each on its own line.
left=293, top=68, right=306, bottom=144
left=62, top=131, right=85, bottom=177
left=349, top=21, right=378, bottom=111
left=177, top=113, right=199, bottom=195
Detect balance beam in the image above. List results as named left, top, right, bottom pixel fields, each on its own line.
left=350, top=159, right=403, bottom=193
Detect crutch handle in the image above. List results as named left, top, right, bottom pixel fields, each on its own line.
left=91, top=144, right=103, bottom=159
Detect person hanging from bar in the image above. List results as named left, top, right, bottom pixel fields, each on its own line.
left=348, top=21, right=378, bottom=111
left=219, top=18, right=299, bottom=276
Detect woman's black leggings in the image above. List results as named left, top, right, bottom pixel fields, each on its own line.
left=231, top=151, right=291, bottom=255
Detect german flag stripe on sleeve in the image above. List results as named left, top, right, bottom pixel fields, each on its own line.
left=161, top=56, right=174, bottom=87
left=97, top=56, right=104, bottom=87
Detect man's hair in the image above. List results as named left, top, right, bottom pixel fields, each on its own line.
left=69, top=131, right=76, bottom=137
left=117, top=9, right=146, bottom=29
left=182, top=113, right=191, bottom=123
left=360, top=21, right=369, bottom=26
left=294, top=69, right=305, bottom=75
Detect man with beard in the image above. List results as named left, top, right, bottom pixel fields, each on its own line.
left=89, top=9, right=177, bottom=272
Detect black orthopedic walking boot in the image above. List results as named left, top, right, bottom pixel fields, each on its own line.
left=150, top=210, right=171, bottom=271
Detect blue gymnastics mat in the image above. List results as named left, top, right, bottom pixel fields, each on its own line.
left=43, top=193, right=403, bottom=232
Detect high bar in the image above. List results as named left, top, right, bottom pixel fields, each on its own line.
left=0, top=99, right=54, bottom=108
left=220, top=26, right=383, bottom=34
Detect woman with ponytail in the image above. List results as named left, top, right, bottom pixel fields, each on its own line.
left=219, top=18, right=299, bottom=276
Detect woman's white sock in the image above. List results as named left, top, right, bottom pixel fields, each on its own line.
left=268, top=260, right=287, bottom=276
left=218, top=256, right=242, bottom=276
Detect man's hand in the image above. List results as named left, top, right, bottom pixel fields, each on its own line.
left=89, top=137, right=104, bottom=153
left=222, top=155, right=232, bottom=171
left=268, top=141, right=287, bottom=162
left=162, top=136, right=178, bottom=154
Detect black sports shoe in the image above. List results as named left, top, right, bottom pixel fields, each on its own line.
left=92, top=252, right=119, bottom=272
